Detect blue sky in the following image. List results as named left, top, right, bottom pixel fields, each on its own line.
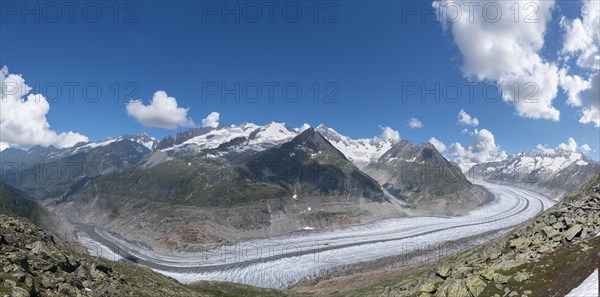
left=1, top=0, right=598, bottom=161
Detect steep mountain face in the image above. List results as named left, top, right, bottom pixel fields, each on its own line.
left=0, top=134, right=155, bottom=200
left=315, top=124, right=395, bottom=167
left=467, top=151, right=600, bottom=200
left=0, top=183, right=45, bottom=224
left=94, top=129, right=385, bottom=207
left=238, top=128, right=386, bottom=201
left=362, top=140, right=490, bottom=215
left=311, top=125, right=489, bottom=215
left=155, top=126, right=214, bottom=150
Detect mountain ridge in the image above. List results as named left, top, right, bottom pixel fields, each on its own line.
left=467, top=150, right=600, bottom=199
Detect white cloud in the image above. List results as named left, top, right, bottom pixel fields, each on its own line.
left=0, top=66, right=88, bottom=149
left=429, top=137, right=446, bottom=153
left=457, top=109, right=479, bottom=126
left=578, top=73, right=600, bottom=127
left=449, top=129, right=505, bottom=163
left=201, top=112, right=220, bottom=128
left=559, top=0, right=600, bottom=127
left=495, top=151, right=508, bottom=162
left=408, top=118, right=423, bottom=128
left=561, top=0, right=600, bottom=70
left=126, top=91, right=195, bottom=129
left=580, top=143, right=592, bottom=154
left=537, top=137, right=592, bottom=154
left=0, top=142, right=12, bottom=152
left=434, top=0, right=560, bottom=121
left=558, top=68, right=591, bottom=107
left=558, top=137, right=578, bottom=152
left=296, top=123, right=311, bottom=133
left=376, top=126, right=400, bottom=142
left=536, top=144, right=556, bottom=154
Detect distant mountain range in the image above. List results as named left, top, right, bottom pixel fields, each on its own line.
left=0, top=133, right=156, bottom=200
left=466, top=150, right=599, bottom=199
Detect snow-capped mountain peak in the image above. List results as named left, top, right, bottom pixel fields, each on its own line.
left=501, top=151, right=590, bottom=173
left=314, top=124, right=396, bottom=165
left=459, top=150, right=591, bottom=174
left=245, top=122, right=298, bottom=150
left=160, top=122, right=299, bottom=155
left=468, top=149, right=598, bottom=199
left=74, top=133, right=158, bottom=152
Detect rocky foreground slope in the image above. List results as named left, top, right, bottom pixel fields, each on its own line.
left=0, top=213, right=296, bottom=297
left=0, top=215, right=194, bottom=296
left=371, top=174, right=600, bottom=297
left=1, top=183, right=292, bottom=297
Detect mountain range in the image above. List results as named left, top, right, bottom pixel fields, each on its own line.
left=466, top=150, right=600, bottom=199
left=1, top=121, right=597, bottom=251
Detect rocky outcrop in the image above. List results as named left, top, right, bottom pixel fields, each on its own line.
left=381, top=174, right=600, bottom=297
left=1, top=215, right=132, bottom=296
left=0, top=214, right=231, bottom=297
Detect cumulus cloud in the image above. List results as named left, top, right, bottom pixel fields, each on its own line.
left=495, top=151, right=508, bottom=161
left=559, top=0, right=600, bottom=127
left=0, top=142, right=12, bottom=152
left=578, top=73, right=600, bottom=127
left=536, top=144, right=556, bottom=154
left=448, top=129, right=506, bottom=163
left=558, top=137, right=578, bottom=152
left=457, top=109, right=479, bottom=126
left=296, top=123, right=311, bottom=133
left=434, top=0, right=560, bottom=121
left=536, top=137, right=592, bottom=154
left=429, top=137, right=447, bottom=153
left=376, top=126, right=400, bottom=142
left=408, top=118, right=423, bottom=128
left=201, top=112, right=220, bottom=128
left=126, top=91, right=195, bottom=129
left=0, top=66, right=88, bottom=149
left=580, top=144, right=592, bottom=154
left=561, top=0, right=600, bottom=70
left=558, top=68, right=591, bottom=107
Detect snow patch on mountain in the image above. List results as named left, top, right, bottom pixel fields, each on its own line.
left=161, top=122, right=299, bottom=155
left=467, top=150, right=599, bottom=200
left=314, top=124, right=396, bottom=165
left=479, top=151, right=590, bottom=175
left=243, top=122, right=299, bottom=152
left=73, top=133, right=157, bottom=153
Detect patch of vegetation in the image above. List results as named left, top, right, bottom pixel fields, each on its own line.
left=482, top=236, right=600, bottom=297
left=0, top=183, right=43, bottom=223
left=188, top=281, right=294, bottom=297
